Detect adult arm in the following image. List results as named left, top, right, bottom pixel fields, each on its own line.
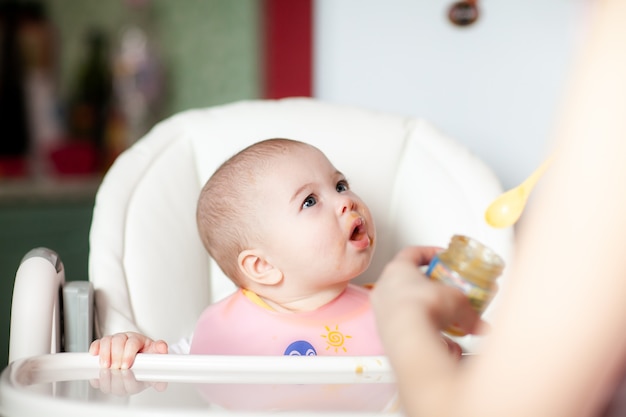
left=372, top=1, right=626, bottom=416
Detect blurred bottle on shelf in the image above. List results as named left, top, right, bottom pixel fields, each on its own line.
left=0, top=1, right=64, bottom=179
left=20, top=1, right=64, bottom=178
left=107, top=0, right=166, bottom=168
left=64, top=28, right=112, bottom=174
left=0, top=1, right=31, bottom=178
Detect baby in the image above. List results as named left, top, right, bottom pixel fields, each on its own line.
left=90, top=138, right=459, bottom=368
left=190, top=138, right=378, bottom=356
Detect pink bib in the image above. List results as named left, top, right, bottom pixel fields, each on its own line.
left=190, top=284, right=384, bottom=356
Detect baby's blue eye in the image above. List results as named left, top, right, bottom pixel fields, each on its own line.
left=336, top=180, right=349, bottom=192
left=302, top=195, right=317, bottom=208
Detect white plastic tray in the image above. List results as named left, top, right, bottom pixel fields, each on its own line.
left=0, top=353, right=400, bottom=416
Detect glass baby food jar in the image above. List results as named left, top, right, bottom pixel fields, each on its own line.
left=426, top=235, right=505, bottom=336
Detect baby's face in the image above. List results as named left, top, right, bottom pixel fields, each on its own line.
left=251, top=144, right=376, bottom=291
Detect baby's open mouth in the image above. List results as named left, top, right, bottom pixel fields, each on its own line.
left=350, top=217, right=368, bottom=242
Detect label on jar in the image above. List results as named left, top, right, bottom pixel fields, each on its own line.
left=426, top=255, right=494, bottom=313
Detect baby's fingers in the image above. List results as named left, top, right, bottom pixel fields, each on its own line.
left=110, top=333, right=135, bottom=369
left=144, top=339, right=169, bottom=355
left=89, top=339, right=101, bottom=355
left=92, top=335, right=114, bottom=368
left=92, top=333, right=139, bottom=369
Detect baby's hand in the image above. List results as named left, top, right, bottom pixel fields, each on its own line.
left=89, top=332, right=168, bottom=369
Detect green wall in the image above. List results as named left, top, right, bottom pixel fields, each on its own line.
left=47, top=0, right=261, bottom=115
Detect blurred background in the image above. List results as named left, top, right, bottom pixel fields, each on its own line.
left=0, top=0, right=264, bottom=180
left=0, top=0, right=587, bottom=368
left=0, top=0, right=276, bottom=369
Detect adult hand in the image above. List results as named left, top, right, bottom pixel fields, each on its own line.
left=371, top=246, right=485, bottom=349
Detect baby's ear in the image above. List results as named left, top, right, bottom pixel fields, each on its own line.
left=237, top=250, right=283, bottom=286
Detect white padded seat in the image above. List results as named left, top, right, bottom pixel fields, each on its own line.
left=89, top=98, right=514, bottom=346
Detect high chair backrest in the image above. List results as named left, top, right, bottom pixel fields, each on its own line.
left=89, top=98, right=514, bottom=344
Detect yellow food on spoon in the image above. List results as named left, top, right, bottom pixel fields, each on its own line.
left=485, top=157, right=553, bottom=228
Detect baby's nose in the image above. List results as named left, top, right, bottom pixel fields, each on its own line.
left=338, top=195, right=356, bottom=214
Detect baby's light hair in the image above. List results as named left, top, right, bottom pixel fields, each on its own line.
left=196, top=138, right=311, bottom=285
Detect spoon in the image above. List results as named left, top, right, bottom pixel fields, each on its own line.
left=485, top=157, right=553, bottom=228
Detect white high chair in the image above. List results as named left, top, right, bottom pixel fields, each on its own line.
left=2, top=98, right=514, bottom=416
